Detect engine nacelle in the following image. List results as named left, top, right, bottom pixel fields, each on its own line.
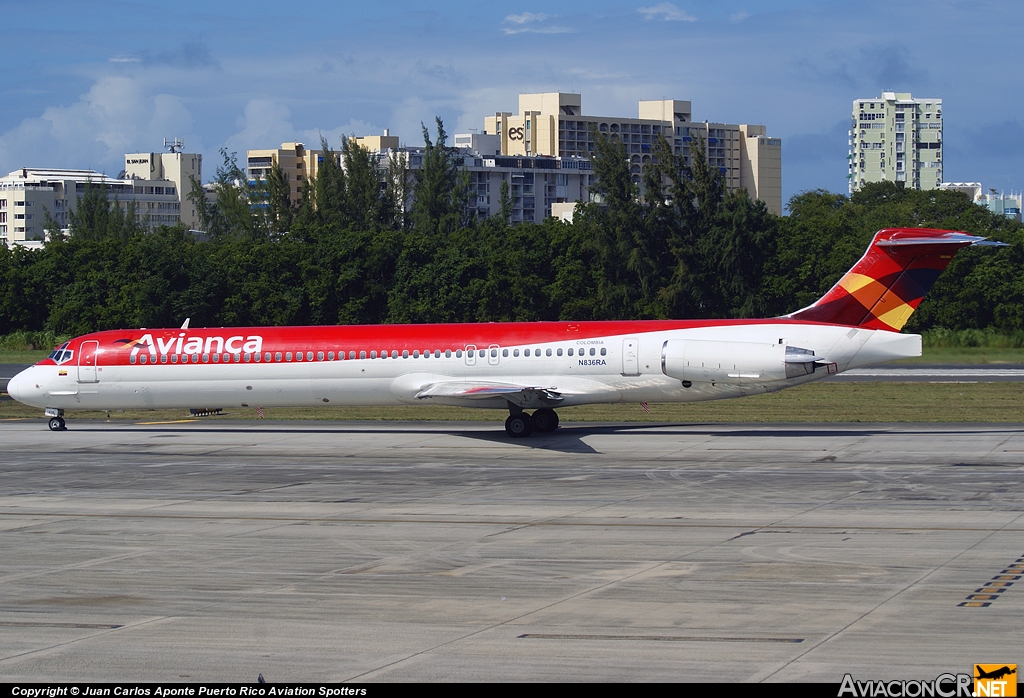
left=661, top=339, right=827, bottom=384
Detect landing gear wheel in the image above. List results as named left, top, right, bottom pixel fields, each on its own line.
left=505, top=413, right=534, bottom=438
left=48, top=417, right=66, bottom=431
left=532, top=408, right=559, bottom=433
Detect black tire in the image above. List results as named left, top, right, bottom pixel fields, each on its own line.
left=48, top=417, right=63, bottom=431
left=532, top=408, right=559, bottom=433
left=505, top=413, right=534, bottom=438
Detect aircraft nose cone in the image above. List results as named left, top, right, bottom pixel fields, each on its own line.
left=6, top=371, right=23, bottom=401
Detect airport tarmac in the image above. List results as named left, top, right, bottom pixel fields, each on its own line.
left=0, top=420, right=1022, bottom=683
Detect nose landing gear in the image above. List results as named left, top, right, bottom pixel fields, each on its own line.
left=45, top=408, right=67, bottom=431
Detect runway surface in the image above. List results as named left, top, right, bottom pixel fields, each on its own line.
left=1, top=420, right=1022, bottom=683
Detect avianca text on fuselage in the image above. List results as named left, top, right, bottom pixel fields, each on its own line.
left=126, top=333, right=264, bottom=357
left=6, top=229, right=1008, bottom=437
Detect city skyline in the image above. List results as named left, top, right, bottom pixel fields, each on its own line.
left=1, top=0, right=1020, bottom=209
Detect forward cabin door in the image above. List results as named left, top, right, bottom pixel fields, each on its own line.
left=78, top=340, right=99, bottom=383
left=622, top=338, right=640, bottom=376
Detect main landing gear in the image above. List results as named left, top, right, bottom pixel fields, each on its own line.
left=504, top=408, right=559, bottom=438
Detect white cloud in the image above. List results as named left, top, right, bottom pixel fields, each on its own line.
left=637, top=3, right=696, bottom=21
left=0, top=76, right=198, bottom=175
left=503, top=12, right=549, bottom=25
left=501, top=12, right=573, bottom=34
left=730, top=11, right=750, bottom=22
left=222, top=99, right=386, bottom=157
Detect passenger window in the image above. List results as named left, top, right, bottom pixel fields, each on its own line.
left=202, top=354, right=210, bottom=363
left=213, top=354, right=221, bottom=363
left=456, top=350, right=463, bottom=358
left=243, top=353, right=250, bottom=362
left=590, top=348, right=596, bottom=356
left=525, top=349, right=531, bottom=357
left=467, top=349, right=474, bottom=358
left=502, top=349, right=509, bottom=357
left=600, top=347, right=607, bottom=356
left=514, top=349, right=520, bottom=357
left=296, top=352, right=302, bottom=361
left=391, top=350, right=398, bottom=359
left=318, top=351, right=324, bottom=361
left=371, top=351, right=377, bottom=359
left=130, top=355, right=137, bottom=364
left=350, top=351, right=357, bottom=360
left=568, top=348, right=574, bottom=356
left=359, top=351, right=366, bottom=359
left=233, top=353, right=240, bottom=362
left=327, top=351, right=334, bottom=361
left=434, top=350, right=441, bottom=358
left=413, top=350, right=420, bottom=358
left=286, top=352, right=293, bottom=361
left=546, top=348, right=552, bottom=357
left=557, top=348, right=563, bottom=356
left=402, top=350, right=409, bottom=358
left=161, top=354, right=168, bottom=364
left=445, top=350, right=452, bottom=358
left=171, top=354, right=179, bottom=363
left=307, top=352, right=313, bottom=361
left=491, top=349, right=498, bottom=358
left=224, top=353, right=231, bottom=362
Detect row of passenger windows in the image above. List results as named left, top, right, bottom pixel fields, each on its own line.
left=128, top=346, right=609, bottom=364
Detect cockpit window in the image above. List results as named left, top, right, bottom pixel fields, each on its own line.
left=49, top=343, right=73, bottom=365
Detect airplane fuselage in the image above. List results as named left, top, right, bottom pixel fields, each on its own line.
left=8, top=319, right=920, bottom=414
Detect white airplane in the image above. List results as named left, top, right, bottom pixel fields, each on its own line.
left=6, top=228, right=1005, bottom=436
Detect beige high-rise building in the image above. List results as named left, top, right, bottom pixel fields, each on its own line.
left=849, top=92, right=942, bottom=193
left=246, top=142, right=324, bottom=202
left=482, top=92, right=782, bottom=214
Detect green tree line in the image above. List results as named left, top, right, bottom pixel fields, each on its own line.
left=2, top=119, right=1022, bottom=337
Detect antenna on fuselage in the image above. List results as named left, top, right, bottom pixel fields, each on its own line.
left=181, top=318, right=190, bottom=329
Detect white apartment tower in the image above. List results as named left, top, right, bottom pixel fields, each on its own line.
left=849, top=92, right=942, bottom=193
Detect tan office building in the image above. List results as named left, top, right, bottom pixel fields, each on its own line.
left=849, top=92, right=942, bottom=193
left=482, top=92, right=782, bottom=214
left=123, top=140, right=203, bottom=229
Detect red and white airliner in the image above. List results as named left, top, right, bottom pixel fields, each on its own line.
left=6, top=228, right=1005, bottom=436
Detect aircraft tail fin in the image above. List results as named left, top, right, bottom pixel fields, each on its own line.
left=787, top=228, right=1006, bottom=331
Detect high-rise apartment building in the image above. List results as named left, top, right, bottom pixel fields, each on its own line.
left=849, top=92, right=942, bottom=193
left=0, top=141, right=203, bottom=246
left=482, top=92, right=782, bottom=214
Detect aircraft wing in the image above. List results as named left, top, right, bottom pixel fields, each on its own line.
left=415, top=381, right=564, bottom=407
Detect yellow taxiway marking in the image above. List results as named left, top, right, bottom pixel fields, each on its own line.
left=134, top=419, right=200, bottom=425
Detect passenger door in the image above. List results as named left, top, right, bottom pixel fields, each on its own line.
left=78, top=340, right=99, bottom=383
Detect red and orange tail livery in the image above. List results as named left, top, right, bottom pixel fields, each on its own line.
left=788, top=228, right=1006, bottom=331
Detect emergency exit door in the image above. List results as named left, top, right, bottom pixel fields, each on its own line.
left=622, top=337, right=640, bottom=376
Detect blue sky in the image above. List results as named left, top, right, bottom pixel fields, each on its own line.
left=2, top=0, right=1021, bottom=208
